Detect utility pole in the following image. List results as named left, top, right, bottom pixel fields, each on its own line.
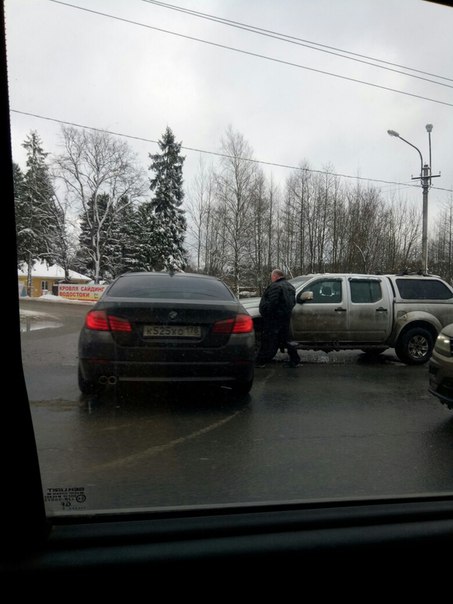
left=417, top=162, right=431, bottom=276
left=387, top=125, right=440, bottom=274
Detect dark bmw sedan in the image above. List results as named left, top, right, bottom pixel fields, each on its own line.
left=78, top=272, right=255, bottom=395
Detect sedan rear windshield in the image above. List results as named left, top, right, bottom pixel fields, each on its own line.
left=107, top=275, right=236, bottom=301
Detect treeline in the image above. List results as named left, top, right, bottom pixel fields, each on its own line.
left=14, top=126, right=187, bottom=293
left=14, top=125, right=452, bottom=296
left=186, top=127, right=452, bottom=294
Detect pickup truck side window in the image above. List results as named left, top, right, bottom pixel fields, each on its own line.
left=350, top=280, right=382, bottom=303
left=396, top=279, right=453, bottom=300
left=303, top=279, right=342, bottom=303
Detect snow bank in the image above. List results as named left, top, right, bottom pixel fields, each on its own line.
left=19, top=293, right=95, bottom=305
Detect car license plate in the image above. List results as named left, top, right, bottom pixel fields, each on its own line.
left=143, top=325, right=201, bottom=338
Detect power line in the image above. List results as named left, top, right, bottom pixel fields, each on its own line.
left=142, top=0, right=453, bottom=88
left=11, top=109, right=453, bottom=193
left=47, top=0, right=453, bottom=108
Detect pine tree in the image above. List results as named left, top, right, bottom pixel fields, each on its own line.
left=118, top=200, right=143, bottom=274
left=16, top=132, right=61, bottom=295
left=148, top=127, right=187, bottom=271
left=125, top=201, right=160, bottom=272
left=14, top=162, right=30, bottom=262
left=103, top=196, right=136, bottom=279
left=76, top=193, right=141, bottom=280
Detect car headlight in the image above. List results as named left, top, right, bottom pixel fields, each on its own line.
left=434, top=333, right=452, bottom=357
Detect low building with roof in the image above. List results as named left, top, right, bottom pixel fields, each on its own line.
left=18, top=261, right=91, bottom=297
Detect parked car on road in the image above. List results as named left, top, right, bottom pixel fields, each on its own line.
left=242, top=273, right=453, bottom=365
left=428, top=323, right=453, bottom=410
left=78, top=272, right=255, bottom=395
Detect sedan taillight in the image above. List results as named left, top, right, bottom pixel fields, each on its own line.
left=212, top=314, right=254, bottom=334
left=85, top=310, right=132, bottom=332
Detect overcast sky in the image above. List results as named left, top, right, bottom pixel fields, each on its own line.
left=5, top=0, right=453, bottom=226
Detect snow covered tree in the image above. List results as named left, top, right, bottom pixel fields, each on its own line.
left=148, top=127, right=187, bottom=271
left=13, top=162, right=28, bottom=259
left=124, top=200, right=160, bottom=272
left=15, top=131, right=62, bottom=295
left=103, top=196, right=137, bottom=279
left=75, top=192, right=137, bottom=280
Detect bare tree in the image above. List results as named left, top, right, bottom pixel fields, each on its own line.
left=381, top=198, right=420, bottom=273
left=309, top=167, right=336, bottom=272
left=205, top=203, right=229, bottom=278
left=53, top=126, right=146, bottom=282
left=285, top=162, right=312, bottom=274
left=186, top=157, right=216, bottom=272
left=46, top=183, right=78, bottom=281
left=215, top=126, right=257, bottom=294
left=183, top=140, right=447, bottom=286
left=430, top=197, right=453, bottom=282
left=279, top=181, right=299, bottom=274
left=247, top=169, right=274, bottom=293
left=341, top=182, right=382, bottom=272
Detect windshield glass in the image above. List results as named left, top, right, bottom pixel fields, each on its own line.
left=7, top=0, right=453, bottom=518
left=289, top=276, right=312, bottom=288
left=107, top=274, right=236, bottom=300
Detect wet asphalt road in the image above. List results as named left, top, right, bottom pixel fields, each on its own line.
left=19, top=298, right=453, bottom=514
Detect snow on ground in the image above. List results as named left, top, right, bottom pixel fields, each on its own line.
left=20, top=294, right=95, bottom=305
left=20, top=308, right=58, bottom=318
left=19, top=294, right=95, bottom=324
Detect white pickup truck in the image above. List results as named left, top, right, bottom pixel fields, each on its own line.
left=241, top=273, right=453, bottom=365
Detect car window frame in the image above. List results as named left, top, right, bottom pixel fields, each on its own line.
left=349, top=279, right=383, bottom=304
left=299, top=277, right=343, bottom=304
left=3, top=1, right=453, bottom=581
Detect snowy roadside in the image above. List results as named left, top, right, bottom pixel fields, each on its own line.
left=19, top=294, right=96, bottom=306
left=19, top=294, right=95, bottom=323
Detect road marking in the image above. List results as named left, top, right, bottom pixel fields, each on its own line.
left=87, top=408, right=244, bottom=473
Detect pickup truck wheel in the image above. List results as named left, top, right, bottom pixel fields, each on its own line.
left=395, top=328, right=434, bottom=365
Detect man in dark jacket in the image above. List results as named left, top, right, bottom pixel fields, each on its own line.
left=255, top=269, right=301, bottom=368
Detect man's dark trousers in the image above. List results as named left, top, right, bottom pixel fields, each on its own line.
left=256, top=317, right=300, bottom=364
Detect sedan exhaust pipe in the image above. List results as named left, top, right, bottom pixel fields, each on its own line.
left=98, top=375, right=117, bottom=385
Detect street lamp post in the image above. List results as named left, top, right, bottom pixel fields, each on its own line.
left=387, top=126, right=440, bottom=274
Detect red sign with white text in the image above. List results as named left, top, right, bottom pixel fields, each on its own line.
left=58, top=284, right=107, bottom=302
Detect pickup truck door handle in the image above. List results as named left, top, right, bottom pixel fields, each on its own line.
left=334, top=307, right=346, bottom=312
left=376, top=307, right=388, bottom=312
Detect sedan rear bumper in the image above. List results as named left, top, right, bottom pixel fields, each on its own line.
left=79, top=358, right=254, bottom=385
